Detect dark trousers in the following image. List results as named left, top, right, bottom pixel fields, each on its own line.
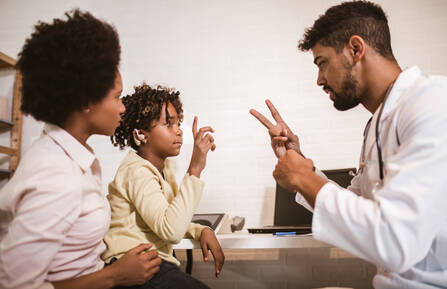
left=114, top=260, right=210, bottom=289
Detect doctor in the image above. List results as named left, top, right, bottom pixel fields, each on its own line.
left=250, top=1, right=447, bottom=289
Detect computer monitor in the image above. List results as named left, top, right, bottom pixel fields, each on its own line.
left=273, top=168, right=356, bottom=226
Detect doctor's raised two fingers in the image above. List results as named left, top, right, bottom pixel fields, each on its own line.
left=249, top=99, right=294, bottom=137
left=249, top=107, right=275, bottom=129
left=264, top=99, right=291, bottom=129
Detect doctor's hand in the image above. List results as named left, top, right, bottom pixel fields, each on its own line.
left=200, top=227, right=225, bottom=278
left=273, top=150, right=327, bottom=208
left=249, top=99, right=301, bottom=159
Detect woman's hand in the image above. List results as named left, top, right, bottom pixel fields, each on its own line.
left=200, top=227, right=225, bottom=278
left=250, top=99, right=301, bottom=158
left=187, top=116, right=216, bottom=178
left=110, top=243, right=162, bottom=286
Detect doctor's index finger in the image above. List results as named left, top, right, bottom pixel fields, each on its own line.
left=265, top=99, right=288, bottom=126
left=249, top=108, right=274, bottom=129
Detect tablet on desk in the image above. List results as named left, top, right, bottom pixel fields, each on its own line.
left=191, top=213, right=225, bottom=231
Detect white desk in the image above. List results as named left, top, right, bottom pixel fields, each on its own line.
left=174, top=231, right=330, bottom=250
left=174, top=231, right=332, bottom=275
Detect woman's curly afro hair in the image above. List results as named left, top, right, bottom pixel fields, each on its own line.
left=112, top=83, right=183, bottom=151
left=17, top=9, right=121, bottom=126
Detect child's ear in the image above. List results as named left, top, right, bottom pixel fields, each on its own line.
left=133, top=129, right=147, bottom=146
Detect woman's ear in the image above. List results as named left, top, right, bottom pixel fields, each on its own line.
left=132, top=129, right=147, bottom=146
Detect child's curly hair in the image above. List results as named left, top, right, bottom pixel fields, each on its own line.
left=112, top=83, right=183, bottom=151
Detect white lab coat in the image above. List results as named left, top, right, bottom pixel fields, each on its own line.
left=297, top=67, right=447, bottom=288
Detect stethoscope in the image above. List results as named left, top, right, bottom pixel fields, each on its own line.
left=358, top=82, right=394, bottom=182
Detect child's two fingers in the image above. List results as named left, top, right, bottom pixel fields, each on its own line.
left=201, top=134, right=216, bottom=152
left=204, top=134, right=215, bottom=144
left=195, top=126, right=214, bottom=141
left=192, top=116, right=198, bottom=137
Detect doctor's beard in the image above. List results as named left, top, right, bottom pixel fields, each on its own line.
left=330, top=63, right=361, bottom=111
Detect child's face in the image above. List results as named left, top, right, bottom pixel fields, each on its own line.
left=146, top=102, right=183, bottom=158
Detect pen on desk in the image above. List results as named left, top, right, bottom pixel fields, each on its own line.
left=274, top=232, right=296, bottom=236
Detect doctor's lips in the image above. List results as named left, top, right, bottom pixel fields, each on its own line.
left=323, top=86, right=335, bottom=100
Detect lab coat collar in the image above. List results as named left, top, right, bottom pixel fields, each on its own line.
left=43, top=123, right=97, bottom=173
left=380, top=66, right=421, bottom=121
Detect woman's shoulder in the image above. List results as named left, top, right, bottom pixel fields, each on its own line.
left=1, top=139, right=83, bottom=212
left=21, top=136, right=79, bottom=175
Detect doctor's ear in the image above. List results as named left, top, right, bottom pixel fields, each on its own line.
left=348, top=35, right=366, bottom=62
left=132, top=129, right=147, bottom=146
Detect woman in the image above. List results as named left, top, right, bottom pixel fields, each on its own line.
left=0, top=9, right=161, bottom=289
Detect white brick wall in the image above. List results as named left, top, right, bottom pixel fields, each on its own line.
left=1, top=0, right=447, bottom=287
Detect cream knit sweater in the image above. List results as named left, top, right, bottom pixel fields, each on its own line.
left=102, top=151, right=206, bottom=266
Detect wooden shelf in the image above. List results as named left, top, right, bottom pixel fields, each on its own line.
left=0, top=119, right=13, bottom=133
left=0, top=168, right=11, bottom=179
left=0, top=145, right=17, bottom=156
left=0, top=51, right=22, bottom=180
left=0, top=52, right=16, bottom=68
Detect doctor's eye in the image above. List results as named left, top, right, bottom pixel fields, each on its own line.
left=318, top=61, right=326, bottom=70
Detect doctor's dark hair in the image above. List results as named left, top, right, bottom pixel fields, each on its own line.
left=17, top=9, right=121, bottom=126
left=112, top=83, right=183, bottom=151
left=298, top=0, right=396, bottom=61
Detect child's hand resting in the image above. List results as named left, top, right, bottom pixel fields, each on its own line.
left=187, top=116, right=216, bottom=178
left=200, top=227, right=225, bottom=278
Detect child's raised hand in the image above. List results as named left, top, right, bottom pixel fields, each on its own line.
left=187, top=116, right=216, bottom=178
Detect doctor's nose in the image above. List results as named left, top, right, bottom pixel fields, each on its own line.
left=317, top=70, right=326, bottom=87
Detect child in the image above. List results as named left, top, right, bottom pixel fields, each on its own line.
left=102, top=84, right=224, bottom=289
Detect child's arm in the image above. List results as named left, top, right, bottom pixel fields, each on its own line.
left=199, top=227, right=225, bottom=278
left=184, top=223, right=225, bottom=278
left=129, top=172, right=205, bottom=244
